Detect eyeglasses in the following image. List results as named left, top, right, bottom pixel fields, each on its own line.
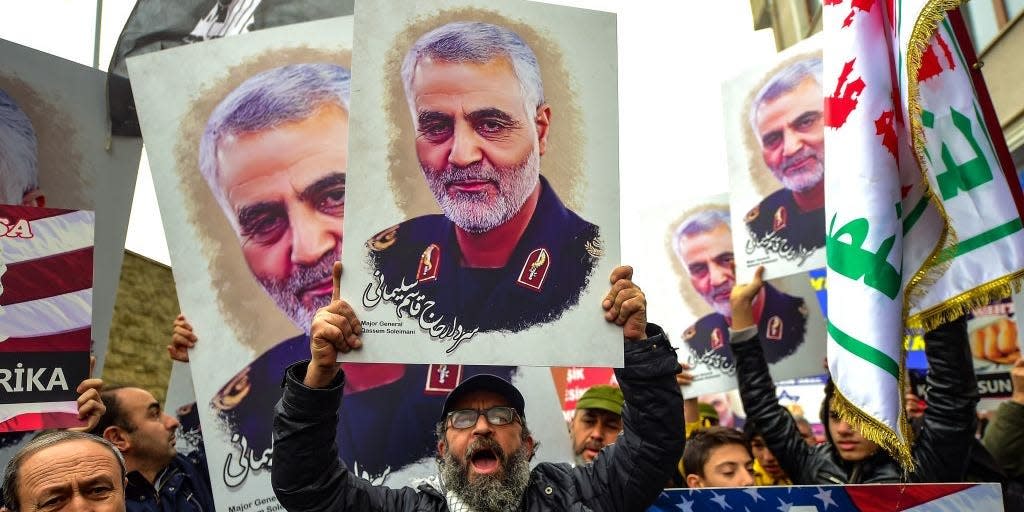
left=446, top=406, right=520, bottom=429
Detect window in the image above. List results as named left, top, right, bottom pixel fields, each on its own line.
left=962, top=0, right=1024, bottom=51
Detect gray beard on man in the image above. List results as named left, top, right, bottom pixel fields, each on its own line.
left=256, top=249, right=339, bottom=335
left=424, top=147, right=540, bottom=234
left=439, top=438, right=532, bottom=512
left=771, top=148, right=824, bottom=194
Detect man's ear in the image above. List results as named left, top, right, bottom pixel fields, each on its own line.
left=20, top=188, right=44, bottom=208
left=685, top=474, right=704, bottom=488
left=534, top=104, right=551, bottom=156
left=103, top=426, right=130, bottom=452
left=436, top=439, right=447, bottom=458
left=524, top=435, right=536, bottom=461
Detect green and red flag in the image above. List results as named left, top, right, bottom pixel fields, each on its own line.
left=824, top=0, right=1024, bottom=467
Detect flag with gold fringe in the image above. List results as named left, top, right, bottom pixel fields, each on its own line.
left=823, top=0, right=1024, bottom=468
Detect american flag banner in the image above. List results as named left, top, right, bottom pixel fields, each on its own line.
left=650, top=483, right=1004, bottom=511
left=0, top=205, right=94, bottom=432
left=823, top=0, right=1024, bottom=466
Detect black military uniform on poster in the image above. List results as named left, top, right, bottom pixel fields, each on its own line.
left=211, top=335, right=514, bottom=480
left=367, top=176, right=602, bottom=334
left=745, top=188, right=826, bottom=254
left=685, top=282, right=808, bottom=370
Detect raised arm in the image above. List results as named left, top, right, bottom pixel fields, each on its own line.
left=910, top=314, right=979, bottom=482
left=728, top=267, right=824, bottom=484
left=575, top=266, right=684, bottom=511
left=271, top=262, right=420, bottom=512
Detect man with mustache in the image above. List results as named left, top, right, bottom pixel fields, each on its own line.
left=568, top=384, right=624, bottom=465
left=367, top=21, right=601, bottom=333
left=173, top=63, right=513, bottom=481
left=673, top=207, right=807, bottom=370
left=743, top=56, right=825, bottom=254
left=272, top=265, right=684, bottom=511
left=89, top=387, right=215, bottom=512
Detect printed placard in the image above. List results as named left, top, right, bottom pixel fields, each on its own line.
left=339, top=0, right=621, bottom=366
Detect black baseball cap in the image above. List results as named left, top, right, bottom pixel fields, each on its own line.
left=441, top=374, right=526, bottom=420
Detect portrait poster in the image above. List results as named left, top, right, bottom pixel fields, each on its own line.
left=908, top=297, right=1019, bottom=411
left=0, top=39, right=141, bottom=442
left=0, top=38, right=142, bottom=372
left=130, top=18, right=572, bottom=511
left=165, top=361, right=203, bottom=455
left=637, top=192, right=826, bottom=397
left=723, top=35, right=825, bottom=281
left=339, top=0, right=622, bottom=366
left=0, top=205, right=94, bottom=432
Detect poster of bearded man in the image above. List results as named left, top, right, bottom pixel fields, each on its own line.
left=637, top=193, right=826, bottom=396
left=129, top=17, right=573, bottom=511
left=0, top=37, right=141, bottom=462
left=724, top=36, right=825, bottom=281
left=340, top=0, right=621, bottom=366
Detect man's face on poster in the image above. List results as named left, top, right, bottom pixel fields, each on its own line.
left=678, top=222, right=735, bottom=317
left=755, top=75, right=824, bottom=193
left=214, top=103, right=348, bottom=332
left=410, top=56, right=549, bottom=233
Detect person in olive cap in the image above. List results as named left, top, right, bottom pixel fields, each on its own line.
left=569, top=384, right=624, bottom=464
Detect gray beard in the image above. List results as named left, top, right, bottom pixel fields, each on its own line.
left=256, top=249, right=339, bottom=335
left=439, top=440, right=532, bottom=512
left=770, top=149, right=824, bottom=193
left=424, top=148, right=540, bottom=234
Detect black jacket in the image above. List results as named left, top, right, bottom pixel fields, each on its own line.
left=732, top=316, right=978, bottom=484
left=271, top=325, right=683, bottom=511
left=125, top=451, right=215, bottom=512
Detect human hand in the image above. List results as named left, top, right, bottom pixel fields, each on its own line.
left=969, top=317, right=1019, bottom=365
left=306, top=262, right=362, bottom=388
left=729, top=266, right=765, bottom=330
left=676, top=362, right=695, bottom=387
left=168, top=313, right=197, bottom=362
left=68, top=377, right=105, bottom=433
left=602, top=265, right=646, bottom=341
left=904, top=391, right=926, bottom=419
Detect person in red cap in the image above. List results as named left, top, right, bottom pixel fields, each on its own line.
left=271, top=264, right=684, bottom=512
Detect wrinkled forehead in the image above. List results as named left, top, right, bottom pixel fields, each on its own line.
left=19, top=440, right=122, bottom=493
left=410, top=58, right=526, bottom=109
left=678, top=224, right=733, bottom=261
left=754, top=76, right=822, bottom=127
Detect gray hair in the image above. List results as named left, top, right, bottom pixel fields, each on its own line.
left=748, top=57, right=823, bottom=145
left=400, top=22, right=544, bottom=125
left=0, top=89, right=39, bottom=205
left=198, top=63, right=351, bottom=210
left=2, top=431, right=126, bottom=511
left=673, top=208, right=731, bottom=263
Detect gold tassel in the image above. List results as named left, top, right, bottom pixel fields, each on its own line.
left=908, top=269, right=1024, bottom=330
left=849, top=0, right=971, bottom=473
left=902, top=0, right=967, bottom=318
left=831, top=387, right=915, bottom=473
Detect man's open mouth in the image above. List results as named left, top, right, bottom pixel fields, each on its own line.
left=469, top=447, right=501, bottom=475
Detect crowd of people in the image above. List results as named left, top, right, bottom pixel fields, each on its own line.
left=1, top=9, right=1022, bottom=512
left=1, top=263, right=1023, bottom=512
